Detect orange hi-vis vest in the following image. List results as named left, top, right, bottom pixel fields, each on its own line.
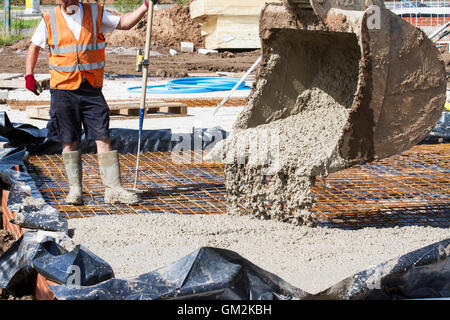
left=43, top=3, right=106, bottom=90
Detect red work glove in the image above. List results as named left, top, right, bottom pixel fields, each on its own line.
left=25, top=74, right=40, bottom=96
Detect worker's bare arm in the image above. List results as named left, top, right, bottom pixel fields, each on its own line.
left=116, top=4, right=148, bottom=31
left=26, top=42, right=41, bottom=75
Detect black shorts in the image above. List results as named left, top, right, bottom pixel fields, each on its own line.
left=47, top=81, right=110, bottom=143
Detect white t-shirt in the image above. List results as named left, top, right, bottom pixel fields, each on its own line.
left=31, top=3, right=121, bottom=49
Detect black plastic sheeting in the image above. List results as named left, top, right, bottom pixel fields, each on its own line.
left=49, top=247, right=308, bottom=300
left=32, top=241, right=114, bottom=286
left=2, top=231, right=449, bottom=300
left=0, top=110, right=448, bottom=153
left=0, top=148, right=26, bottom=171
left=3, top=167, right=67, bottom=232
left=313, top=238, right=450, bottom=300
left=0, top=111, right=227, bottom=155
left=0, top=111, right=449, bottom=300
left=422, top=111, right=450, bottom=143
left=0, top=112, right=47, bottom=153
left=0, top=231, right=114, bottom=290
left=0, top=232, right=42, bottom=289
left=48, top=239, right=450, bottom=300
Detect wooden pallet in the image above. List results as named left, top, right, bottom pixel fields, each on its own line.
left=26, top=101, right=188, bottom=120
left=0, top=73, right=50, bottom=90
left=108, top=101, right=187, bottom=116
left=6, top=99, right=49, bottom=111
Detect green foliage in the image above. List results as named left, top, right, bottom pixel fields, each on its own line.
left=1, top=17, right=40, bottom=31
left=11, top=18, right=40, bottom=29
left=114, top=0, right=142, bottom=13
left=0, top=17, right=40, bottom=46
left=113, top=0, right=190, bottom=13
left=0, top=33, right=25, bottom=46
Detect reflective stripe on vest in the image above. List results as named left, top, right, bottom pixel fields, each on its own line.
left=49, top=42, right=106, bottom=55
left=91, top=3, right=98, bottom=46
left=49, top=61, right=105, bottom=72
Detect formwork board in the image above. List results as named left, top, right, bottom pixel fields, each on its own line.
left=24, top=144, right=450, bottom=229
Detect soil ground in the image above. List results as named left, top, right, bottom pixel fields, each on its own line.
left=0, top=1, right=258, bottom=77
left=0, top=45, right=258, bottom=78
left=2, top=40, right=445, bottom=81
left=0, top=229, right=14, bottom=257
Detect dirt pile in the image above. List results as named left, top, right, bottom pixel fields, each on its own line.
left=0, top=229, right=14, bottom=255
left=0, top=288, right=33, bottom=300
left=105, top=2, right=204, bottom=50
left=10, top=2, right=204, bottom=51
left=8, top=36, right=34, bottom=50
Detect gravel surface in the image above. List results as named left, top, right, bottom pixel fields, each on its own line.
left=68, top=213, right=450, bottom=294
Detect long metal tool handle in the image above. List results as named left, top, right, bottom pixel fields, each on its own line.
left=213, top=55, right=261, bottom=116
left=429, top=21, right=450, bottom=43
left=134, top=3, right=154, bottom=189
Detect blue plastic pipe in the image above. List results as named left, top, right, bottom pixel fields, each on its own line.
left=127, top=77, right=251, bottom=94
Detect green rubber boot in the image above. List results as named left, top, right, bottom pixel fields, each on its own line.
left=62, top=150, right=83, bottom=205
left=98, top=150, right=140, bottom=204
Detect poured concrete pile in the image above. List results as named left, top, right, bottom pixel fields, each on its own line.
left=207, top=2, right=446, bottom=225
left=222, top=32, right=360, bottom=225
left=68, top=214, right=450, bottom=294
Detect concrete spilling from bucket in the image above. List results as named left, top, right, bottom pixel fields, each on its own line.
left=205, top=2, right=446, bottom=226
left=208, top=31, right=360, bottom=225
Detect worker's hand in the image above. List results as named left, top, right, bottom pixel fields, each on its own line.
left=144, top=0, right=158, bottom=9
left=25, top=74, right=40, bottom=96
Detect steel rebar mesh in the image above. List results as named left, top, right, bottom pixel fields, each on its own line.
left=25, top=144, right=449, bottom=229
left=312, top=144, right=450, bottom=228
left=26, top=152, right=230, bottom=219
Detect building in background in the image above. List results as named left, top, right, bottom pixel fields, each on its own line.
left=190, top=0, right=281, bottom=50
left=191, top=0, right=450, bottom=50
left=385, top=1, right=449, bottom=49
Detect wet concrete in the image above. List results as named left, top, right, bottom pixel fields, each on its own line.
left=209, top=3, right=446, bottom=225
left=222, top=30, right=360, bottom=225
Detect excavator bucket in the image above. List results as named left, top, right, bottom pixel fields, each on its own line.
left=208, top=0, right=446, bottom=225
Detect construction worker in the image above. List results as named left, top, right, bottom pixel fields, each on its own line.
left=25, top=0, right=158, bottom=205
